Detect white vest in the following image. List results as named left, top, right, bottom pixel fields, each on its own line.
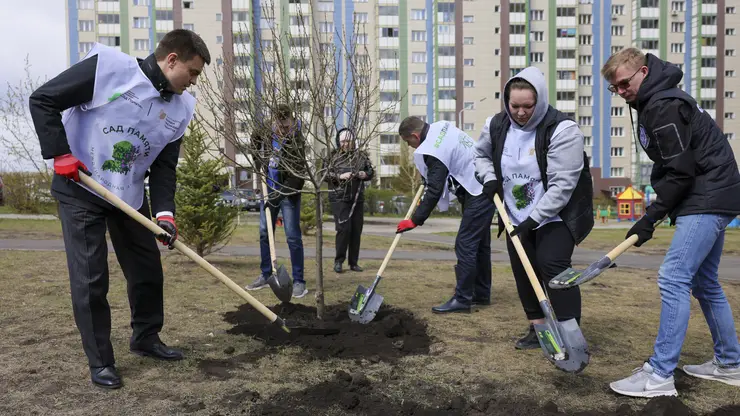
left=62, top=43, right=195, bottom=209
left=413, top=121, right=484, bottom=211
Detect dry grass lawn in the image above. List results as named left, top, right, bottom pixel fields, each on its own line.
left=2, top=250, right=740, bottom=415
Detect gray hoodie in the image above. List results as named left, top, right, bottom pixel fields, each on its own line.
left=474, top=66, right=586, bottom=225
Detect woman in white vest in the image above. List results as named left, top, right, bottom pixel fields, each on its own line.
left=397, top=116, right=496, bottom=314
left=474, top=67, right=594, bottom=350
left=29, top=30, right=210, bottom=389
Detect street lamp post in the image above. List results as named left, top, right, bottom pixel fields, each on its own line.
left=457, top=96, right=487, bottom=129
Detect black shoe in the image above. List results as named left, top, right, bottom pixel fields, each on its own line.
left=472, top=298, right=491, bottom=306
left=90, top=366, right=122, bottom=389
left=334, top=262, right=343, bottom=273
left=515, top=325, right=540, bottom=350
left=349, top=265, right=363, bottom=272
left=130, top=339, right=184, bottom=361
left=431, top=298, right=471, bottom=314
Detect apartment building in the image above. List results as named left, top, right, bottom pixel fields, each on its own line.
left=65, top=0, right=740, bottom=193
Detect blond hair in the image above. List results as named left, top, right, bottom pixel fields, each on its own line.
left=601, top=47, right=646, bottom=81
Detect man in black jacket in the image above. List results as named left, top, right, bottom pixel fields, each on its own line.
left=29, top=30, right=210, bottom=389
left=326, top=128, right=374, bottom=273
left=603, top=47, right=740, bottom=398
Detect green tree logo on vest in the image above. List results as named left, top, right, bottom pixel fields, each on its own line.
left=102, top=141, right=141, bottom=175
left=512, top=182, right=536, bottom=210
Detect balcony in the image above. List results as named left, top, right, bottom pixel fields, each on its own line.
left=641, top=7, right=659, bottom=18
left=98, top=24, right=120, bottom=35
left=439, top=78, right=455, bottom=88
left=510, top=34, right=526, bottom=45
left=510, top=13, right=526, bottom=24
left=379, top=37, right=400, bottom=48
left=700, top=88, right=717, bottom=98
left=233, top=43, right=251, bottom=54
left=378, top=16, right=399, bottom=26
left=232, top=0, right=249, bottom=9
left=556, top=17, right=577, bottom=27
left=702, top=3, right=718, bottom=14
left=233, top=21, right=251, bottom=33
left=290, top=25, right=311, bottom=36
left=290, top=46, right=310, bottom=57
left=379, top=165, right=400, bottom=176
left=556, top=58, right=577, bottom=69
left=701, top=67, right=717, bottom=77
left=556, top=100, right=576, bottom=111
left=510, top=55, right=526, bottom=67
left=438, top=99, right=456, bottom=111
left=702, top=25, right=718, bottom=36
left=380, top=144, right=400, bottom=155
left=380, top=122, right=400, bottom=133
left=289, top=4, right=310, bottom=14
left=379, top=0, right=399, bottom=4
left=98, top=1, right=120, bottom=12
left=640, top=28, right=659, bottom=39
left=380, top=101, right=401, bottom=112
left=703, top=46, right=717, bottom=56
left=380, top=80, right=400, bottom=91
left=556, top=37, right=577, bottom=48
left=156, top=20, right=174, bottom=32
left=379, top=59, right=399, bottom=69
left=556, top=79, right=577, bottom=90
left=556, top=0, right=577, bottom=4
left=438, top=56, right=455, bottom=66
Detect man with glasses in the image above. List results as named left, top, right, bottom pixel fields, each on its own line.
left=602, top=47, right=740, bottom=397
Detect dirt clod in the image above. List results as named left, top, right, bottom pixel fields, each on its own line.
left=223, top=303, right=432, bottom=362
left=223, top=346, right=235, bottom=355
left=637, top=396, right=696, bottom=416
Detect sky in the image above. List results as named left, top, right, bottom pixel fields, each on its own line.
left=0, top=0, right=67, bottom=171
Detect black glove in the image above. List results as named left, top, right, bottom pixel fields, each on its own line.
left=156, top=215, right=178, bottom=250
left=482, top=180, right=498, bottom=201
left=511, top=217, right=539, bottom=237
left=626, top=215, right=656, bottom=247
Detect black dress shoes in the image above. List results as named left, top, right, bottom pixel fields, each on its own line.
left=349, top=265, right=363, bottom=272
left=90, top=366, right=122, bottom=389
left=431, top=298, right=471, bottom=314
left=515, top=325, right=540, bottom=350
left=130, top=339, right=184, bottom=361
left=334, top=262, right=343, bottom=273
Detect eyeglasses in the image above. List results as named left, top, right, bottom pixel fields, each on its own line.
left=607, top=67, right=644, bottom=93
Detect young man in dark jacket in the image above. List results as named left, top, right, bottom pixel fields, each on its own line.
left=326, top=128, right=374, bottom=273
left=245, top=104, right=308, bottom=298
left=603, top=47, right=740, bottom=397
left=28, top=30, right=210, bottom=389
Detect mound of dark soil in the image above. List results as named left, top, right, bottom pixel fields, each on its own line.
left=222, top=302, right=432, bottom=362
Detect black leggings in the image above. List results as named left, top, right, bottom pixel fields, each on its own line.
left=505, top=221, right=581, bottom=322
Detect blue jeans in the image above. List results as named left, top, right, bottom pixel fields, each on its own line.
left=649, top=214, right=740, bottom=378
left=259, top=194, right=305, bottom=283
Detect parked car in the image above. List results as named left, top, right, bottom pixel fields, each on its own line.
left=239, top=188, right=260, bottom=211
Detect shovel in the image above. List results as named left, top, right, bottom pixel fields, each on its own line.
left=348, top=184, right=425, bottom=324
left=78, top=172, right=291, bottom=333
left=493, top=194, right=589, bottom=373
left=259, top=177, right=293, bottom=303
left=548, top=218, right=665, bottom=290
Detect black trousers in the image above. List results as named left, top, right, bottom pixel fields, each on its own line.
left=332, top=199, right=364, bottom=266
left=57, top=191, right=165, bottom=368
left=505, top=221, right=581, bottom=322
left=454, top=192, right=495, bottom=303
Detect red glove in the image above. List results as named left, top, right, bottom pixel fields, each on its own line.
left=53, top=153, right=90, bottom=182
left=396, top=219, right=417, bottom=234
left=156, top=215, right=178, bottom=249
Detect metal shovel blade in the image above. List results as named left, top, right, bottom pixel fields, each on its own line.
left=348, top=285, right=384, bottom=324
left=533, top=318, right=590, bottom=373
left=548, top=256, right=613, bottom=289
left=267, top=264, right=293, bottom=303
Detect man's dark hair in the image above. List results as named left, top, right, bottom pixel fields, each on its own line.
left=275, top=104, right=294, bottom=121
left=398, top=116, right=425, bottom=138
left=155, top=29, right=211, bottom=65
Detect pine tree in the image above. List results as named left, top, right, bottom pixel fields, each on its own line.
left=175, top=122, right=239, bottom=257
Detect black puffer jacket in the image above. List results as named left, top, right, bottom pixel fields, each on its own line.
left=326, top=128, right=375, bottom=203
left=633, top=54, right=740, bottom=221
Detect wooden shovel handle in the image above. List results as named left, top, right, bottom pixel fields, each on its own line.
left=493, top=194, right=548, bottom=303
left=260, top=177, right=278, bottom=272
left=79, top=173, right=280, bottom=324
left=606, top=218, right=665, bottom=260
left=376, top=185, right=425, bottom=278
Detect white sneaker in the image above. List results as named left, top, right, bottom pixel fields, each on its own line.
left=683, top=359, right=740, bottom=387
left=292, top=281, right=308, bottom=298
left=610, top=362, right=678, bottom=398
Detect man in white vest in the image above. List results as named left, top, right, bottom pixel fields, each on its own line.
left=29, top=30, right=210, bottom=389
left=397, top=116, right=496, bottom=313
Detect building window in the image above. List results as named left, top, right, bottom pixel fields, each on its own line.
left=580, top=55, right=592, bottom=65
left=641, top=19, right=659, bottom=29
left=78, top=0, right=93, bottom=9
left=78, top=20, right=94, bottom=31
left=726, top=91, right=736, bottom=98
left=578, top=75, right=592, bottom=86
left=641, top=0, right=659, bottom=6
left=134, top=39, right=148, bottom=51
left=464, top=80, right=475, bottom=88
left=464, top=37, right=474, bottom=45
left=510, top=24, right=526, bottom=34
left=612, top=45, right=625, bottom=54
left=725, top=112, right=736, bottom=119
left=464, top=58, right=474, bottom=66
left=610, top=127, right=624, bottom=136
left=412, top=9, right=426, bottom=20
left=612, top=5, right=625, bottom=15
left=464, top=102, right=475, bottom=110
left=531, top=31, right=544, bottom=42
left=78, top=42, right=94, bottom=53
left=611, top=147, right=625, bottom=157
left=412, top=52, right=427, bottom=63
left=727, top=49, right=737, bottom=57
left=579, top=35, right=592, bottom=45
left=726, top=133, right=736, bottom=140
left=584, top=136, right=592, bottom=146
left=531, top=10, right=544, bottom=20
left=411, top=95, right=427, bottom=106
left=612, top=26, right=624, bottom=36
left=579, top=116, right=592, bottom=126
left=640, top=40, right=659, bottom=50
left=463, top=15, right=474, bottom=23
left=727, top=70, right=736, bottom=77
left=354, top=12, right=368, bottom=23
left=579, top=14, right=592, bottom=25
left=463, top=123, right=475, bottom=131
left=97, top=14, right=120, bottom=24
left=412, top=73, right=427, bottom=84
left=511, top=46, right=527, bottom=56
left=133, top=0, right=150, bottom=4
left=671, top=43, right=684, bottom=53
left=216, top=13, right=222, bottom=21
left=556, top=91, right=576, bottom=101
left=579, top=96, right=592, bottom=106
left=611, top=167, right=625, bottom=177
left=727, top=7, right=736, bottom=14
left=98, top=36, right=121, bottom=46
left=154, top=10, right=173, bottom=21
left=381, top=27, right=399, bottom=38
left=671, top=1, right=685, bottom=11
left=494, top=92, right=501, bottom=99
left=556, top=7, right=576, bottom=16
left=183, top=0, right=193, bottom=9
left=727, top=28, right=736, bottom=36
left=412, top=31, right=426, bottom=42
left=671, top=22, right=684, bottom=32
left=530, top=52, right=544, bottom=63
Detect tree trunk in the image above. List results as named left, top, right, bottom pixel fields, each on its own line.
left=314, top=190, right=325, bottom=320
